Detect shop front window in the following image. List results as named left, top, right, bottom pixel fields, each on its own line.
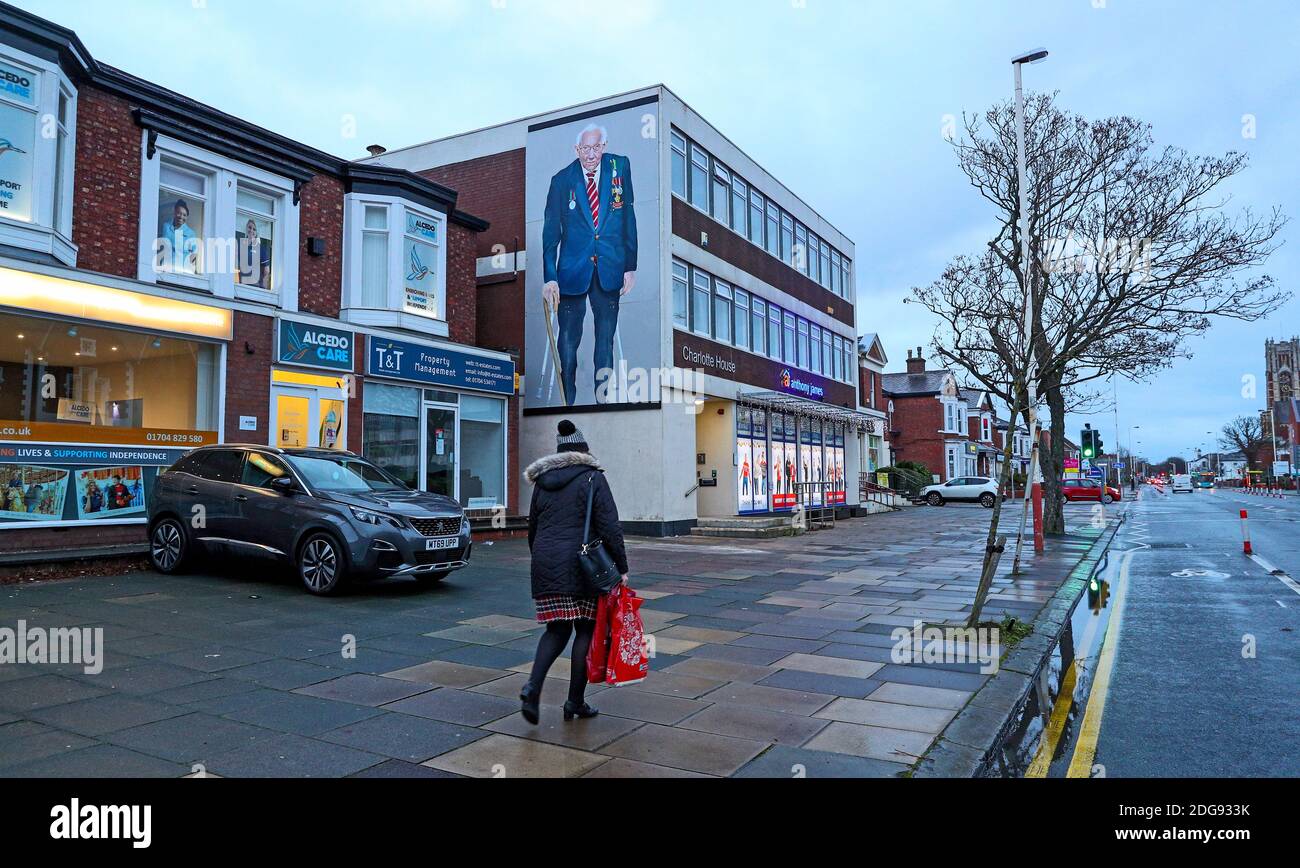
left=0, top=311, right=219, bottom=439
left=460, top=395, right=505, bottom=509
left=362, top=382, right=420, bottom=489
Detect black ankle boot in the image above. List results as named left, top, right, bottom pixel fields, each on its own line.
left=563, top=699, right=598, bottom=721
left=520, top=683, right=541, bottom=725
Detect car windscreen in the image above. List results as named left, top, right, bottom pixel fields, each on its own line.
left=285, top=455, right=408, bottom=493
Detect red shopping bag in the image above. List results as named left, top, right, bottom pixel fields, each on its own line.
left=606, top=586, right=649, bottom=687
left=586, top=592, right=611, bottom=684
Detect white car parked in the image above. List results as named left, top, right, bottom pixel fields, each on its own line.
left=920, top=476, right=1000, bottom=508
left=1171, top=474, right=1194, bottom=493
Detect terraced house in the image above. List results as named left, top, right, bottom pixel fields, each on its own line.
left=0, top=3, right=518, bottom=560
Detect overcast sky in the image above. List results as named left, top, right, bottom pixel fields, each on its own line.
left=25, top=0, right=1299, bottom=463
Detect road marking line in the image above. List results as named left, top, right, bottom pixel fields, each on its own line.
left=1026, top=659, right=1078, bottom=778
left=1247, top=553, right=1300, bottom=598
left=1066, top=545, right=1141, bottom=778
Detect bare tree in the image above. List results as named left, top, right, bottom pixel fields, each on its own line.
left=1219, top=415, right=1268, bottom=468
left=915, top=92, right=1287, bottom=533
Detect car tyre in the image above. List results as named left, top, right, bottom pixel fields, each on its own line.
left=979, top=492, right=996, bottom=508
left=1101, top=494, right=1114, bottom=505
left=298, top=532, right=347, bottom=596
left=415, top=570, right=451, bottom=586
left=926, top=492, right=944, bottom=506
left=149, top=518, right=189, bottom=574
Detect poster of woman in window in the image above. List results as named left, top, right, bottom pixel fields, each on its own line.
left=236, top=215, right=273, bottom=289
left=1, top=465, right=69, bottom=522
left=75, top=466, right=145, bottom=519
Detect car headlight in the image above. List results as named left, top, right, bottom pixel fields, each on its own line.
left=461, top=516, right=471, bottom=534
left=350, top=506, right=404, bottom=529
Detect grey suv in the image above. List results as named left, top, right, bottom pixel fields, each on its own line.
left=147, top=444, right=472, bottom=595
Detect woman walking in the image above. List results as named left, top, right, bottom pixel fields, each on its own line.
left=520, top=420, right=629, bottom=724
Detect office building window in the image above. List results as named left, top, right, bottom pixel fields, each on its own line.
left=797, top=318, right=809, bottom=370
left=782, top=312, right=796, bottom=365
left=807, top=230, right=820, bottom=285
left=692, top=269, right=711, bottom=336
left=830, top=335, right=841, bottom=380
left=781, top=212, right=794, bottom=267
left=713, top=279, right=732, bottom=344
left=670, top=131, right=686, bottom=198
left=822, top=329, right=832, bottom=375
left=672, top=259, right=689, bottom=329
left=768, top=304, right=782, bottom=361
left=748, top=188, right=764, bottom=247
left=689, top=143, right=709, bottom=211
left=830, top=249, right=841, bottom=297
left=751, top=298, right=766, bottom=356
left=765, top=200, right=779, bottom=257
left=711, top=161, right=730, bottom=224
left=819, top=240, right=831, bottom=289
left=733, top=288, right=749, bottom=349
left=730, top=176, right=748, bottom=236
left=794, top=223, right=808, bottom=274
left=810, top=324, right=822, bottom=374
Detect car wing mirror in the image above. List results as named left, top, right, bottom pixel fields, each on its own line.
left=270, top=475, right=296, bottom=493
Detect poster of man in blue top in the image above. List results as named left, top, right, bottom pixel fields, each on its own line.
left=527, top=102, right=659, bottom=409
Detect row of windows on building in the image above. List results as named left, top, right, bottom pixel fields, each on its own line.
left=670, top=129, right=853, bottom=301
left=672, top=259, right=856, bottom=384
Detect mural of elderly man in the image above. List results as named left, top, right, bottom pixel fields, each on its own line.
left=541, top=122, right=638, bottom=406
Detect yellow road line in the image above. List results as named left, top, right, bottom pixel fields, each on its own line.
left=1066, top=550, right=1134, bottom=778
left=1025, top=659, right=1077, bottom=777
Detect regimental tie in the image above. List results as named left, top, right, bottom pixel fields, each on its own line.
left=585, top=171, right=599, bottom=228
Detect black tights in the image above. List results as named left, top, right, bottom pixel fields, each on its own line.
left=527, top=619, right=595, bottom=705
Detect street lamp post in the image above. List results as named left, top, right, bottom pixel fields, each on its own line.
left=1011, top=47, right=1048, bottom=565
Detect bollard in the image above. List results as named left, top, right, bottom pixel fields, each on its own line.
left=1240, top=509, right=1252, bottom=556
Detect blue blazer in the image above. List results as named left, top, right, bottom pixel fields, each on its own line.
left=541, top=154, right=638, bottom=296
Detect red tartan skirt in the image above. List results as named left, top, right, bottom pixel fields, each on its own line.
left=534, top=594, right=598, bottom=623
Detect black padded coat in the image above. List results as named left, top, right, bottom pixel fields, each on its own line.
left=525, top=451, right=629, bottom=598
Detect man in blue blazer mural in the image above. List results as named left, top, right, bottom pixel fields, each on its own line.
left=541, top=122, right=638, bottom=406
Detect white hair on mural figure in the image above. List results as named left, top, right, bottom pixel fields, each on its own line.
left=575, top=123, right=608, bottom=146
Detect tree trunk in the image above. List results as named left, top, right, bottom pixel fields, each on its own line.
left=1043, top=381, right=1067, bottom=534
left=968, top=402, right=1021, bottom=627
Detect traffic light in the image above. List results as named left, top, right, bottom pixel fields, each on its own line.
left=1081, top=426, right=1095, bottom=459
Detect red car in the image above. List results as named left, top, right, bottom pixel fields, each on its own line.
left=1061, top=478, right=1122, bottom=504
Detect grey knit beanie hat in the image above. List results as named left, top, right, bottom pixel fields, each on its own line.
left=556, top=419, right=589, bottom=453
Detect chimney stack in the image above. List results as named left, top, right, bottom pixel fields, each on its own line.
left=906, top=346, right=926, bottom=374
left=365, top=144, right=387, bottom=157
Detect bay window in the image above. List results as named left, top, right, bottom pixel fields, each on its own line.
left=139, top=136, right=298, bottom=304
left=0, top=46, right=77, bottom=265
left=342, top=194, right=448, bottom=336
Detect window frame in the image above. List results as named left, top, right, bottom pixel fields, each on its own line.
left=340, top=193, right=448, bottom=336
left=691, top=267, right=712, bottom=336
left=733, top=287, right=749, bottom=350
left=689, top=142, right=710, bottom=212
left=671, top=259, right=689, bottom=329
left=138, top=134, right=300, bottom=306
left=670, top=130, right=687, bottom=199
left=711, top=160, right=731, bottom=225
left=712, top=278, right=733, bottom=344
left=730, top=175, right=748, bottom=236
left=750, top=297, right=766, bottom=356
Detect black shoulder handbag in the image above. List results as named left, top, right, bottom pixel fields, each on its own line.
left=577, top=473, right=621, bottom=594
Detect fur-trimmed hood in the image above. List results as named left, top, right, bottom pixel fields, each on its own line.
left=525, top=451, right=602, bottom=487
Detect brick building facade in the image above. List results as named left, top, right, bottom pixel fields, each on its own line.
left=0, top=3, right=519, bottom=560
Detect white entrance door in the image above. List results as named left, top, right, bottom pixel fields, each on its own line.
left=270, top=382, right=347, bottom=450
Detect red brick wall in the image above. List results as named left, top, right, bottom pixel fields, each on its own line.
left=225, top=311, right=273, bottom=443
left=72, top=85, right=141, bottom=279
left=858, top=366, right=885, bottom=410
left=885, top=394, right=945, bottom=478
left=446, top=222, right=478, bottom=346
left=296, top=174, right=345, bottom=317
left=418, top=149, right=525, bottom=258
left=476, top=275, right=524, bottom=362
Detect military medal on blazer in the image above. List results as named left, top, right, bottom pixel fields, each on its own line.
left=609, top=157, right=624, bottom=209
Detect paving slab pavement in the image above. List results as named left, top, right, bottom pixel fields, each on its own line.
left=0, top=503, right=1117, bottom=778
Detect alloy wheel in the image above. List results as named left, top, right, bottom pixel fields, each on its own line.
left=301, top=537, right=338, bottom=592
left=151, top=521, right=182, bottom=571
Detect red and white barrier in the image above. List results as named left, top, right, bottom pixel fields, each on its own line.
left=1240, top=509, right=1252, bottom=555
